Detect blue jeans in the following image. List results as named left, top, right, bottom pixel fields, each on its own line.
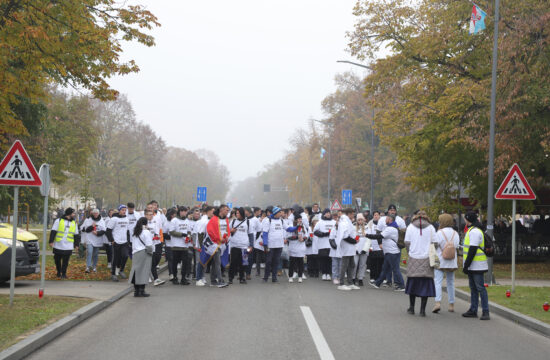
left=435, top=269, right=455, bottom=303
left=331, top=257, right=341, bottom=280
left=376, top=253, right=404, bottom=287
left=195, top=251, right=204, bottom=281
left=86, top=244, right=100, bottom=269
left=468, top=272, right=489, bottom=313
left=264, top=247, right=282, bottom=281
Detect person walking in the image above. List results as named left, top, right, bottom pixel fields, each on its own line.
left=366, top=211, right=383, bottom=283
left=193, top=206, right=214, bottom=286
left=146, top=202, right=165, bottom=286
left=228, top=207, right=254, bottom=284
left=336, top=208, right=359, bottom=291
left=49, top=208, right=81, bottom=279
left=82, top=209, right=106, bottom=273
left=462, top=211, right=490, bottom=320
left=261, top=206, right=286, bottom=283
left=106, top=205, right=130, bottom=281
left=353, top=213, right=369, bottom=286
left=404, top=211, right=437, bottom=317
left=432, top=213, right=460, bottom=313
left=129, top=215, right=153, bottom=297
left=169, top=206, right=192, bottom=285
left=286, top=217, right=307, bottom=283
left=313, top=209, right=335, bottom=281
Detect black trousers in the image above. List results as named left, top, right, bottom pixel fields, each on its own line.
left=53, top=248, right=72, bottom=276
left=151, top=243, right=163, bottom=280
left=254, top=248, right=265, bottom=275
left=264, top=247, right=282, bottom=281
left=229, top=247, right=246, bottom=281
left=171, top=249, right=190, bottom=279
left=306, top=254, right=319, bottom=276
left=289, top=256, right=304, bottom=278
left=104, top=243, right=112, bottom=264
left=112, top=243, right=129, bottom=275
left=165, top=246, right=173, bottom=275
left=369, top=251, right=384, bottom=280
left=318, top=248, right=331, bottom=275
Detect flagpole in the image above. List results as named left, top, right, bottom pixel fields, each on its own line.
left=486, top=0, right=500, bottom=285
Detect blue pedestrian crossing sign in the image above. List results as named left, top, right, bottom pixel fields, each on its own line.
left=196, top=187, right=207, bottom=202
left=342, top=190, right=352, bottom=205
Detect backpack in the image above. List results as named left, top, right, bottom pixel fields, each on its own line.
left=481, top=230, right=495, bottom=257
left=440, top=230, right=456, bottom=260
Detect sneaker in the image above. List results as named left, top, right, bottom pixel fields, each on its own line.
left=407, top=307, right=415, bottom=315
left=177, top=263, right=182, bottom=270
left=326, top=275, right=331, bottom=281
left=119, top=272, right=127, bottom=279
left=337, top=285, right=351, bottom=291
left=171, top=278, right=179, bottom=285
left=85, top=267, right=90, bottom=273
left=92, top=268, right=97, bottom=273
left=383, top=280, right=387, bottom=284
left=382, top=282, right=392, bottom=288
left=394, top=287, right=406, bottom=292
left=260, top=263, right=265, bottom=268
left=180, top=278, right=190, bottom=285
left=111, top=275, right=119, bottom=282
left=239, top=279, right=247, bottom=284
left=217, top=282, right=228, bottom=288
left=107, top=262, right=112, bottom=269
left=349, top=284, right=360, bottom=290
left=169, top=274, right=174, bottom=281
left=358, top=280, right=364, bottom=286
left=302, top=274, right=307, bottom=280
left=462, top=310, right=478, bottom=318
left=332, top=279, right=340, bottom=285
left=366, top=269, right=370, bottom=273
left=480, top=312, right=490, bottom=320
left=321, top=274, right=327, bottom=280
left=369, top=282, right=380, bottom=289
left=369, top=279, right=375, bottom=284
left=298, top=277, right=303, bottom=283
left=196, top=279, right=206, bottom=287
left=292, top=273, right=298, bottom=279
left=153, top=278, right=165, bottom=286
left=289, top=278, right=294, bottom=283
left=272, top=279, right=278, bottom=283
left=252, top=263, right=256, bottom=269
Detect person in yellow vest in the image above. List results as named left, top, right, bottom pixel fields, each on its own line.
left=49, top=208, right=81, bottom=279
left=462, top=211, right=490, bottom=320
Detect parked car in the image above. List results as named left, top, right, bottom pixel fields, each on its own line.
left=0, top=223, right=40, bottom=283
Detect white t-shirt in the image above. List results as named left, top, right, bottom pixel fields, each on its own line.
left=230, top=218, right=253, bottom=249
left=52, top=218, right=80, bottom=251
left=329, top=224, right=341, bottom=258
left=355, top=224, right=369, bottom=254
left=250, top=217, right=264, bottom=251
left=131, top=229, right=153, bottom=254
left=366, top=220, right=381, bottom=251
left=314, top=219, right=335, bottom=250
left=82, top=217, right=106, bottom=248
left=107, top=216, right=130, bottom=245
left=149, top=212, right=163, bottom=245
left=170, top=217, right=192, bottom=248
left=288, top=226, right=307, bottom=257
left=263, top=217, right=285, bottom=249
left=464, top=227, right=488, bottom=271
left=380, top=226, right=400, bottom=254
left=404, top=223, right=436, bottom=259
left=435, top=227, right=460, bottom=269
left=126, top=211, right=141, bottom=234
left=337, top=215, right=357, bottom=257
left=192, top=215, right=209, bottom=248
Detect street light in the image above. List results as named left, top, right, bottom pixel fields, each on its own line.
left=337, top=60, right=375, bottom=213
left=314, top=119, right=333, bottom=208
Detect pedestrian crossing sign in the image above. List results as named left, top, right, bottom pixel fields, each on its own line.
left=0, top=140, right=42, bottom=187
left=495, top=163, right=536, bottom=200
left=330, top=199, right=343, bottom=211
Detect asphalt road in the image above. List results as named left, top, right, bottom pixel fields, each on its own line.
left=27, top=272, right=549, bottom=360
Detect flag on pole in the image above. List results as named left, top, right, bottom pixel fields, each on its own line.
left=469, top=4, right=487, bottom=35
left=320, top=147, right=326, bottom=158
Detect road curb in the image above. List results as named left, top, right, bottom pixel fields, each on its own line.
left=400, top=266, right=550, bottom=338
left=0, top=263, right=168, bottom=360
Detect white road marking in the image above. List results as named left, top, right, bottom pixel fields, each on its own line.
left=300, top=306, right=336, bottom=360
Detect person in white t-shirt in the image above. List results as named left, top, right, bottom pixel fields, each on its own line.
left=228, top=207, right=254, bottom=284
left=49, top=208, right=81, bottom=279
left=313, top=209, right=336, bottom=281
left=82, top=209, right=106, bottom=273
left=169, top=206, right=192, bottom=285
left=336, top=208, right=360, bottom=291
left=129, top=215, right=153, bottom=297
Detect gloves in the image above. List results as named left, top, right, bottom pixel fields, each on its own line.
left=329, top=239, right=337, bottom=249
left=85, top=225, right=94, bottom=233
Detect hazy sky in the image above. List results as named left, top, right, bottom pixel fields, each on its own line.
left=109, top=0, right=366, bottom=182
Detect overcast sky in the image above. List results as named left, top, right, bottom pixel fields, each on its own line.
left=109, top=0, right=366, bottom=183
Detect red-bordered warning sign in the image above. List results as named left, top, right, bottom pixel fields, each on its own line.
left=330, top=199, right=343, bottom=211
left=0, top=140, right=42, bottom=187
left=495, top=163, right=535, bottom=200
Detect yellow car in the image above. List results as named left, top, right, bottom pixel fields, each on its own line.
left=0, top=223, right=40, bottom=283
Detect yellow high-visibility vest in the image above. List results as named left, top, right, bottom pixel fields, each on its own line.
left=55, top=219, right=76, bottom=243
left=463, top=227, right=487, bottom=262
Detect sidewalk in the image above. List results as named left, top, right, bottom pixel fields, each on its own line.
left=0, top=280, right=130, bottom=301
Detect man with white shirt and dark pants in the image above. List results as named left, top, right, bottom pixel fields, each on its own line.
left=262, top=206, right=286, bottom=283
left=106, top=205, right=130, bottom=281
left=336, top=208, right=360, bottom=291
left=462, top=211, right=490, bottom=320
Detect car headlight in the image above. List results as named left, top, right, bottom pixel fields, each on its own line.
left=0, top=238, right=25, bottom=247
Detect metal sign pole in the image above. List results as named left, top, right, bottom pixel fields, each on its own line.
left=40, top=192, right=48, bottom=297
left=511, top=199, right=516, bottom=293
left=9, top=186, right=19, bottom=306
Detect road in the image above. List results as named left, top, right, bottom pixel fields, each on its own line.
left=27, top=272, right=549, bottom=360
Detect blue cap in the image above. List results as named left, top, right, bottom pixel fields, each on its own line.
left=272, top=206, right=281, bottom=216
left=118, top=204, right=127, bottom=211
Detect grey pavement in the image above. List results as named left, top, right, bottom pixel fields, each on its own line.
left=25, top=271, right=550, bottom=360
left=0, top=279, right=130, bottom=301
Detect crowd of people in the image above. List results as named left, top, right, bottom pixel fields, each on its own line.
left=48, top=201, right=490, bottom=319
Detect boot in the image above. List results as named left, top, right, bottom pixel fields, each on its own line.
left=133, top=285, right=140, bottom=297
left=171, top=277, right=179, bottom=285
left=139, top=285, right=150, bottom=297
left=419, top=297, right=428, bottom=317
left=480, top=311, right=490, bottom=320
left=407, top=295, right=416, bottom=315
left=448, top=303, right=454, bottom=312
left=432, top=301, right=441, bottom=313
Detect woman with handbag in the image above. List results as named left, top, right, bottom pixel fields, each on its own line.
left=432, top=213, right=460, bottom=313
left=404, top=211, right=437, bottom=316
left=129, top=213, right=154, bottom=298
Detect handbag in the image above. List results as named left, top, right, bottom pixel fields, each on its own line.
left=138, top=236, right=153, bottom=256
left=429, top=243, right=439, bottom=268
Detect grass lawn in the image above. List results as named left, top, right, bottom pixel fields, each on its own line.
left=459, top=286, right=550, bottom=324
left=0, top=295, right=92, bottom=351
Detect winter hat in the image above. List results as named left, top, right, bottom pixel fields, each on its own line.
left=356, top=213, right=366, bottom=222
left=465, top=211, right=478, bottom=223
left=438, top=214, right=454, bottom=229
left=412, top=210, right=430, bottom=223
left=272, top=206, right=282, bottom=216
left=64, top=207, right=75, bottom=217
left=388, top=204, right=397, bottom=211
left=118, top=204, right=127, bottom=211
left=322, top=208, right=331, bottom=216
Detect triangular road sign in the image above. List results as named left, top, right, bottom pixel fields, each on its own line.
left=330, top=199, right=343, bottom=211
left=495, top=163, right=535, bottom=200
left=0, top=140, right=42, bottom=187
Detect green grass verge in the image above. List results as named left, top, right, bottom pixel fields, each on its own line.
left=0, top=295, right=92, bottom=351
left=459, top=286, right=550, bottom=324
